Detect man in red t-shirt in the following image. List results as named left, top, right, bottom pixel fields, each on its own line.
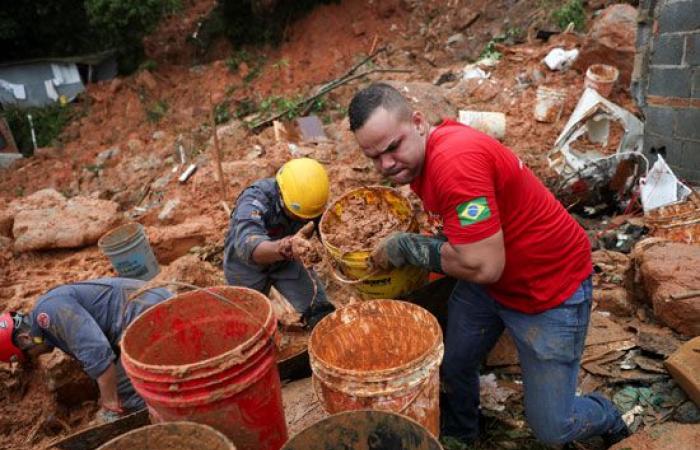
left=348, top=83, right=628, bottom=446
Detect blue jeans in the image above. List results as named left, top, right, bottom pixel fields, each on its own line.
left=441, top=278, right=625, bottom=445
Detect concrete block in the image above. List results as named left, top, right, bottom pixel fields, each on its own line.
left=687, top=33, right=700, bottom=66
left=643, top=105, right=677, bottom=135
left=649, top=67, right=692, bottom=97
left=652, top=34, right=685, bottom=66
left=693, top=69, right=700, bottom=98
left=676, top=108, right=700, bottom=140
left=643, top=132, right=675, bottom=156
left=665, top=336, right=700, bottom=407
left=658, top=0, right=700, bottom=33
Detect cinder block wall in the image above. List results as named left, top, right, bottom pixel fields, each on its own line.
left=633, top=0, right=700, bottom=181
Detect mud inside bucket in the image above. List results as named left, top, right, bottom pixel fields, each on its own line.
left=309, top=300, right=443, bottom=436
left=282, top=410, right=443, bottom=450
left=98, top=422, right=235, bottom=450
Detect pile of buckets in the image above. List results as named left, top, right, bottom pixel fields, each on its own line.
left=114, top=186, right=445, bottom=449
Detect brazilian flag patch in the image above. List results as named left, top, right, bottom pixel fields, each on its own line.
left=456, top=197, right=491, bottom=227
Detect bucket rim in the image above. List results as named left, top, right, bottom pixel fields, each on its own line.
left=308, top=299, right=443, bottom=378
left=281, top=409, right=442, bottom=449
left=98, top=222, right=144, bottom=250
left=319, top=185, right=415, bottom=255
left=121, top=286, right=275, bottom=376
left=98, top=421, right=235, bottom=450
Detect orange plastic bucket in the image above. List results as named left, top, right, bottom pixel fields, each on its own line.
left=308, top=300, right=444, bottom=436
left=121, top=287, right=287, bottom=450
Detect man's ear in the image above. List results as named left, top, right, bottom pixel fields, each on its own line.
left=411, top=111, right=427, bottom=135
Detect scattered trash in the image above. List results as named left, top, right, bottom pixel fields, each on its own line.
left=458, top=110, right=506, bottom=140
left=295, top=115, right=328, bottom=143
left=543, top=48, right=579, bottom=71
left=548, top=88, right=645, bottom=210
left=640, top=155, right=693, bottom=212
left=158, top=198, right=181, bottom=222
left=0, top=152, right=23, bottom=168
left=462, top=57, right=498, bottom=80
left=479, top=374, right=517, bottom=412
left=178, top=163, right=197, bottom=183
left=534, top=87, right=567, bottom=123
left=584, top=63, right=619, bottom=98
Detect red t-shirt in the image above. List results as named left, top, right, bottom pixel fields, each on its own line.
left=411, top=120, right=592, bottom=313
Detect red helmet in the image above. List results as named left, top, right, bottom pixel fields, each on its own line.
left=0, top=312, right=25, bottom=363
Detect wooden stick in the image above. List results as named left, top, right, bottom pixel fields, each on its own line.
left=670, top=290, right=700, bottom=301
left=208, top=92, right=229, bottom=203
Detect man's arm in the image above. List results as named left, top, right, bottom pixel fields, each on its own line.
left=95, top=363, right=121, bottom=412
left=440, top=230, right=505, bottom=284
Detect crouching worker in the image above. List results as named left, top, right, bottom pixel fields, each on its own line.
left=223, top=157, right=335, bottom=328
left=0, top=277, right=172, bottom=423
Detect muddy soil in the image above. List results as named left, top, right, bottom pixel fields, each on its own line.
left=324, top=195, right=407, bottom=253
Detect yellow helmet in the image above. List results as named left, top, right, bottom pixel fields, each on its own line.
left=276, top=158, right=330, bottom=219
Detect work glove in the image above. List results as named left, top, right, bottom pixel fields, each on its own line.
left=278, top=222, right=318, bottom=264
left=371, top=232, right=446, bottom=273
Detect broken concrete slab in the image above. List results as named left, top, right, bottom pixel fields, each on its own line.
left=644, top=192, right=700, bottom=245
left=0, top=188, right=67, bottom=237
left=146, top=216, right=214, bottom=264
left=665, top=337, right=700, bottom=407
left=634, top=241, right=700, bottom=336
left=12, top=196, right=120, bottom=252
left=37, top=349, right=98, bottom=407
left=610, top=422, right=700, bottom=450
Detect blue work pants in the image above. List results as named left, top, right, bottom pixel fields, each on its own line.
left=441, top=278, right=624, bottom=445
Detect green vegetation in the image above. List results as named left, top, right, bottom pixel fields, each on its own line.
left=2, top=103, right=81, bottom=155
left=145, top=99, right=169, bottom=123
left=551, top=0, right=586, bottom=31
left=479, top=27, right=524, bottom=60
left=0, top=0, right=180, bottom=72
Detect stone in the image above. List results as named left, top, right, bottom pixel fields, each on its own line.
left=146, top=216, right=214, bottom=264
left=573, top=4, right=637, bottom=85
left=147, top=254, right=223, bottom=293
left=0, top=189, right=67, bottom=237
left=37, top=349, right=98, bottom=407
left=157, top=198, right=180, bottom=222
left=12, top=196, right=119, bottom=252
left=384, top=81, right=457, bottom=125
left=95, top=147, right=120, bottom=167
left=594, top=286, right=635, bottom=317
left=635, top=242, right=700, bottom=336
left=126, top=138, right=144, bottom=152
left=152, top=130, right=166, bottom=141
left=665, top=337, right=700, bottom=407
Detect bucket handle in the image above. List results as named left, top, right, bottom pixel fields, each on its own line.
left=322, top=249, right=382, bottom=285
left=126, top=281, right=269, bottom=333
left=311, top=370, right=433, bottom=415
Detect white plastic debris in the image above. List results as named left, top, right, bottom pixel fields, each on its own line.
left=640, top=155, right=692, bottom=212
left=543, top=48, right=580, bottom=71
left=479, top=374, right=516, bottom=412
left=547, top=88, right=645, bottom=205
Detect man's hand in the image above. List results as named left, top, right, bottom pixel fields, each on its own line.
left=371, top=232, right=446, bottom=273
left=278, top=222, right=318, bottom=264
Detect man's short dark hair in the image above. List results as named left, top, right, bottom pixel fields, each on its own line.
left=348, top=83, right=411, bottom=132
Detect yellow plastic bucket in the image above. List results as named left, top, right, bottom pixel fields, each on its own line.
left=319, top=186, right=428, bottom=299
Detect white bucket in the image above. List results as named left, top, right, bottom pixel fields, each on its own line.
left=98, top=223, right=160, bottom=281
left=534, top=87, right=567, bottom=123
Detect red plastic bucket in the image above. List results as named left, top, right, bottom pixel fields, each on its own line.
left=121, top=286, right=288, bottom=450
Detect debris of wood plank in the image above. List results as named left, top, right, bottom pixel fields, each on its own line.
left=665, top=337, right=700, bottom=407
